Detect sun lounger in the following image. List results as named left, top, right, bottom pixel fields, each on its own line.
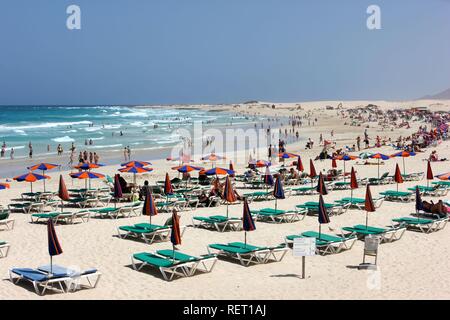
left=291, top=186, right=316, bottom=195
left=0, top=241, right=10, bottom=258
left=392, top=216, right=448, bottom=233
left=30, top=211, right=90, bottom=224
left=296, top=201, right=349, bottom=216
left=243, top=191, right=272, bottom=202
left=192, top=215, right=242, bottom=232
left=8, top=201, right=45, bottom=214
left=252, top=208, right=306, bottom=223
left=401, top=172, right=424, bottom=181
left=407, top=185, right=449, bottom=197
left=285, top=231, right=357, bottom=255
left=432, top=181, right=450, bottom=188
left=342, top=224, right=406, bottom=243
left=131, top=252, right=199, bottom=281
left=118, top=223, right=186, bottom=244
left=368, top=172, right=393, bottom=185
left=207, top=242, right=287, bottom=266
left=379, top=190, right=413, bottom=202
left=0, top=211, right=15, bottom=230
left=335, top=196, right=384, bottom=209
left=9, top=265, right=100, bottom=295
left=156, top=250, right=218, bottom=276
left=37, top=265, right=101, bottom=293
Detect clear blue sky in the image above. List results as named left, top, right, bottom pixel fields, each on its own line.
left=0, top=0, right=449, bottom=105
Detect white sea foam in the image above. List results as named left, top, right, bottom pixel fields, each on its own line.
left=52, top=136, right=75, bottom=143
left=0, top=121, right=92, bottom=132
left=89, top=144, right=123, bottom=149
left=13, top=129, right=27, bottom=136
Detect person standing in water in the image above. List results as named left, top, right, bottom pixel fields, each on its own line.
left=10, top=148, right=14, bottom=160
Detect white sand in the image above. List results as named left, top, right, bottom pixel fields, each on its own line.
left=1, top=100, right=449, bottom=299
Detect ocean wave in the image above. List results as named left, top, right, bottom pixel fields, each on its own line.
left=83, top=127, right=103, bottom=132
left=0, top=121, right=92, bottom=132
left=13, top=129, right=27, bottom=136
left=52, top=136, right=75, bottom=143
left=62, top=130, right=78, bottom=133
left=89, top=144, right=123, bottom=149
left=5, top=145, right=25, bottom=151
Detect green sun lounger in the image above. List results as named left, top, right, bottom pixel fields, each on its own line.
left=407, top=185, right=448, bottom=197
left=251, top=208, right=305, bottom=223
left=342, top=224, right=406, bottom=243
left=291, top=186, right=316, bottom=195
left=192, top=215, right=242, bottom=232
left=0, top=211, right=14, bottom=230
left=118, top=223, right=172, bottom=244
left=392, top=216, right=448, bottom=233
left=379, top=190, right=413, bottom=202
left=156, top=250, right=218, bottom=275
left=285, top=231, right=356, bottom=255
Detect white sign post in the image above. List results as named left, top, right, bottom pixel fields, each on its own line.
left=293, top=238, right=316, bottom=279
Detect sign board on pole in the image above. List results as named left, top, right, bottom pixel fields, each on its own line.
left=293, top=237, right=316, bottom=257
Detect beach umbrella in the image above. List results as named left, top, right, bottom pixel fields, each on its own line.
left=316, top=172, right=328, bottom=195
left=242, top=198, right=256, bottom=247
left=74, top=163, right=103, bottom=170
left=350, top=167, right=358, bottom=201
left=229, top=161, right=235, bottom=177
left=318, top=194, right=330, bottom=238
left=118, top=166, right=153, bottom=185
left=0, top=183, right=10, bottom=190
left=27, top=163, right=58, bottom=192
left=47, top=219, right=63, bottom=275
left=278, top=152, right=300, bottom=159
left=201, top=153, right=225, bottom=168
left=205, top=167, right=234, bottom=176
left=369, top=153, right=390, bottom=182
left=394, top=163, right=403, bottom=191
left=223, top=175, right=237, bottom=218
left=121, top=160, right=152, bottom=168
left=113, top=174, right=123, bottom=208
left=309, top=159, right=317, bottom=187
left=296, top=156, right=304, bottom=173
left=263, top=166, right=274, bottom=191
left=426, top=161, right=434, bottom=187
left=171, top=165, right=203, bottom=173
left=364, top=185, right=376, bottom=229
left=436, top=172, right=450, bottom=180
left=58, top=175, right=70, bottom=213
left=273, top=176, right=285, bottom=211
left=359, top=152, right=373, bottom=159
left=415, top=186, right=423, bottom=216
left=13, top=172, right=50, bottom=193
left=334, top=155, right=358, bottom=182
left=164, top=172, right=174, bottom=202
left=252, top=160, right=271, bottom=168
left=142, top=190, right=158, bottom=224
left=70, top=171, right=104, bottom=189
left=390, top=151, right=416, bottom=175
left=331, top=158, right=337, bottom=169
left=170, top=210, right=182, bottom=259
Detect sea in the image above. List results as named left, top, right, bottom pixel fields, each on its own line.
left=0, top=105, right=260, bottom=161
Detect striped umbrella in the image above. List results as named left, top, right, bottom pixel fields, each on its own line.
left=27, top=163, right=58, bottom=192
left=273, top=176, right=285, bottom=211
left=171, top=165, right=203, bottom=173
left=318, top=194, right=330, bottom=238
left=242, top=198, right=256, bottom=247
left=278, top=152, right=300, bottom=159
left=390, top=151, right=416, bottom=175
left=201, top=153, right=225, bottom=168
left=253, top=160, right=271, bottom=168
left=369, top=153, right=390, bottom=182
left=334, top=155, right=359, bottom=182
left=58, top=175, right=70, bottom=212
left=364, top=184, right=376, bottom=228
left=436, top=172, right=450, bottom=180
left=121, top=160, right=152, bottom=168
left=0, top=183, right=10, bottom=190
left=170, top=210, right=182, bottom=259
left=205, top=167, right=234, bottom=176
left=74, top=163, right=103, bottom=170
left=316, top=172, right=328, bottom=195
left=70, top=171, right=105, bottom=189
left=14, top=172, right=50, bottom=193
left=296, top=156, right=304, bottom=173
left=309, top=159, right=317, bottom=187
left=119, top=166, right=153, bottom=185
left=47, top=219, right=63, bottom=274
left=113, top=174, right=123, bottom=208
left=394, top=163, right=403, bottom=191
left=426, top=161, right=434, bottom=187
left=350, top=167, right=358, bottom=201
left=223, top=175, right=237, bottom=218
left=142, top=190, right=158, bottom=224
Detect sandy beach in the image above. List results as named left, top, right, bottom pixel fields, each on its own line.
left=1, top=100, right=449, bottom=300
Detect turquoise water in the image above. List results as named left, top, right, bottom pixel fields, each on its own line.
left=0, top=105, right=257, bottom=159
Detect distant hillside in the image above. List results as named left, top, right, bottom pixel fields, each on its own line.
left=421, top=87, right=450, bottom=100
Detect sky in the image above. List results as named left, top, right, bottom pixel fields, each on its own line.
left=0, top=0, right=449, bottom=105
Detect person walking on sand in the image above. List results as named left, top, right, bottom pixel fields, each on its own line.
left=94, top=152, right=99, bottom=164
left=356, top=136, right=361, bottom=151
left=123, top=147, right=128, bottom=162
left=89, top=152, right=93, bottom=164
left=127, top=146, right=131, bottom=161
